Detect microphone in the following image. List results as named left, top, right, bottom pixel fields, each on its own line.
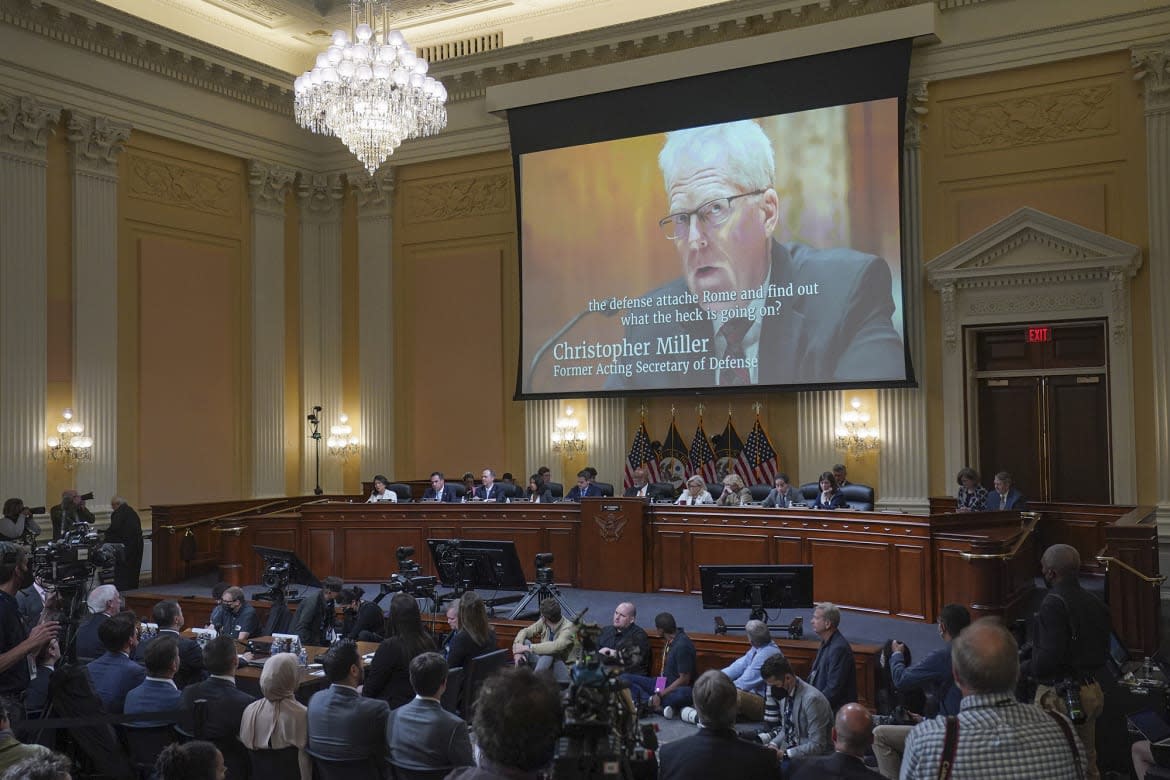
left=525, top=303, right=620, bottom=392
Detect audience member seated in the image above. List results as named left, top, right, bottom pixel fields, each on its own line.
left=808, top=602, right=857, bottom=713
left=86, top=611, right=145, bottom=714
left=620, top=612, right=695, bottom=718
left=512, top=598, right=581, bottom=684
left=213, top=587, right=259, bottom=642
left=809, top=472, right=848, bottom=510
left=308, top=641, right=389, bottom=765
left=0, top=697, right=51, bottom=774
left=366, top=474, right=398, bottom=504
left=155, top=740, right=225, bottom=780
left=125, top=635, right=183, bottom=728
left=597, top=601, right=651, bottom=676
left=385, top=652, right=474, bottom=776
left=757, top=654, right=832, bottom=768
left=761, top=473, right=800, bottom=508
left=954, top=468, right=987, bottom=513
left=293, top=577, right=343, bottom=647
left=985, top=470, right=1027, bottom=511
left=239, top=652, right=310, bottom=780
left=25, top=638, right=60, bottom=715
left=0, top=752, right=74, bottom=780
left=364, top=593, right=437, bottom=709
left=676, top=475, right=714, bottom=506
left=422, top=472, right=458, bottom=502
left=446, top=666, right=562, bottom=780
left=179, top=635, right=256, bottom=741
left=686, top=619, right=781, bottom=723
left=75, top=584, right=120, bottom=661
left=659, top=671, right=779, bottom=779
left=525, top=473, right=554, bottom=504
left=716, top=474, right=753, bottom=507
left=900, top=618, right=1084, bottom=779
left=336, top=586, right=384, bottom=642
left=446, top=592, right=497, bottom=672
left=136, top=600, right=207, bottom=689
left=789, top=703, right=879, bottom=779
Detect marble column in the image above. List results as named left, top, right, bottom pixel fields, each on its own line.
left=0, top=95, right=60, bottom=505
left=353, top=169, right=396, bottom=478
left=299, top=174, right=344, bottom=495
left=525, top=400, right=559, bottom=479
left=248, top=160, right=295, bottom=497
left=877, top=80, right=930, bottom=513
left=1132, top=44, right=1170, bottom=533
left=585, top=397, right=626, bottom=489
left=797, top=390, right=841, bottom=483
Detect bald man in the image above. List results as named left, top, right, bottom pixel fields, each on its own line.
left=789, top=703, right=879, bottom=778
left=597, top=601, right=651, bottom=675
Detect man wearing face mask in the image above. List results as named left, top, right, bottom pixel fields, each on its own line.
left=757, top=653, right=832, bottom=769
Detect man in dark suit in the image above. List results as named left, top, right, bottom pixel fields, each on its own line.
left=385, top=652, right=473, bottom=775
left=624, top=467, right=652, bottom=498
left=422, top=471, right=459, bottom=502
left=808, top=602, right=857, bottom=713
left=473, top=469, right=507, bottom=502
left=294, top=576, right=343, bottom=646
left=85, top=612, right=145, bottom=714
left=659, top=670, right=779, bottom=779
left=16, top=577, right=47, bottom=631
left=564, top=470, right=599, bottom=501
left=603, top=120, right=903, bottom=391
left=985, top=470, right=1027, bottom=510
left=789, top=703, right=879, bottom=779
left=50, top=489, right=95, bottom=540
left=308, top=640, right=389, bottom=764
left=135, top=600, right=205, bottom=688
left=178, top=635, right=255, bottom=739
left=106, top=496, right=143, bottom=591
left=124, top=635, right=182, bottom=727
left=76, top=584, right=120, bottom=661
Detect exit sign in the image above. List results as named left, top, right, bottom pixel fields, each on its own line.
left=1027, top=326, right=1052, bottom=343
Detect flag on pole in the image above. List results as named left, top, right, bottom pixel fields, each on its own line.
left=623, top=420, right=661, bottom=490
left=658, top=416, right=691, bottom=489
left=712, top=416, right=752, bottom=483
left=743, top=416, right=780, bottom=486
left=689, top=418, right=719, bottom=485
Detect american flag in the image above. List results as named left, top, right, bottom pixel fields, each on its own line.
left=712, top=417, right=752, bottom=483
left=658, top=418, right=691, bottom=489
left=623, top=421, right=661, bottom=489
left=743, top=417, right=779, bottom=486
left=689, top=420, right=719, bottom=484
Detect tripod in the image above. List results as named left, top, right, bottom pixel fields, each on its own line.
left=508, top=567, right=577, bottom=620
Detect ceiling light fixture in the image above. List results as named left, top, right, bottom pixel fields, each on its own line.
left=294, top=0, right=448, bottom=173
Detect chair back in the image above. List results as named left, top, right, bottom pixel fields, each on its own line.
left=249, top=745, right=301, bottom=775
left=450, top=483, right=467, bottom=500
left=547, top=481, right=564, bottom=499
left=748, top=484, right=772, bottom=502
left=213, top=736, right=253, bottom=780
left=463, top=648, right=509, bottom=718
left=124, top=725, right=176, bottom=774
left=798, top=482, right=820, bottom=502
left=388, top=483, right=413, bottom=502
left=441, top=666, right=465, bottom=714
left=649, top=482, right=677, bottom=502
left=388, top=765, right=451, bottom=780
left=308, top=750, right=384, bottom=780
left=706, top=483, right=723, bottom=502
left=262, top=600, right=293, bottom=636
left=839, top=483, right=876, bottom=511
left=594, top=481, right=615, bottom=497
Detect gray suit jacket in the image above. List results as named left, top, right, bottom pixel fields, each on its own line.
left=307, top=684, right=390, bottom=763
left=385, top=696, right=473, bottom=773
left=16, top=586, right=43, bottom=630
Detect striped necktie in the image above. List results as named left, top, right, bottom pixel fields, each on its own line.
left=719, top=318, right=752, bottom=386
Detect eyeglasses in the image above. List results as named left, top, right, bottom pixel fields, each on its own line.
left=658, top=189, right=768, bottom=240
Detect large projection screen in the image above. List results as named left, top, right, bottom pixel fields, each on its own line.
left=511, top=40, right=916, bottom=399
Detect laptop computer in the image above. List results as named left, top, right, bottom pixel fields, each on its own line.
left=1128, top=709, right=1170, bottom=767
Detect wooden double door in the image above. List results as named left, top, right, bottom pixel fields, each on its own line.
left=973, top=321, right=1111, bottom=504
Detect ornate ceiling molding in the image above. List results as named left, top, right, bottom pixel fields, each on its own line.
left=66, top=111, right=132, bottom=177
left=0, top=92, right=61, bottom=160
left=248, top=159, right=296, bottom=214
left=1133, top=41, right=1170, bottom=114
left=298, top=171, right=344, bottom=217
left=351, top=168, right=396, bottom=215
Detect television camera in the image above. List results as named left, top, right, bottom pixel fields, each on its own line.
left=30, top=521, right=124, bottom=591
left=552, top=612, right=658, bottom=780
left=253, top=546, right=320, bottom=604
left=379, top=546, right=438, bottom=600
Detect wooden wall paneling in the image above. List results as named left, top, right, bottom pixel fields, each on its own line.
left=687, top=532, right=772, bottom=593
left=306, top=528, right=338, bottom=578
left=893, top=544, right=929, bottom=620
left=654, top=530, right=686, bottom=593
left=1103, top=508, right=1161, bottom=655
left=773, top=535, right=804, bottom=564
left=343, top=526, right=422, bottom=581
left=807, top=538, right=892, bottom=614
left=546, top=527, right=577, bottom=587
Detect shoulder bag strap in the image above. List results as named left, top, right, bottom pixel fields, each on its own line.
left=1045, top=709, right=1082, bottom=777
left=937, top=715, right=959, bottom=780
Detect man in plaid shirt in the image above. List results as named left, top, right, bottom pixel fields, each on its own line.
left=900, top=618, right=1085, bottom=779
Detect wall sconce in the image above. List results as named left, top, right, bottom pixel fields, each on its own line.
left=834, top=397, right=879, bottom=455
left=327, top=413, right=360, bottom=460
left=47, top=408, right=93, bottom=469
left=551, top=406, right=587, bottom=454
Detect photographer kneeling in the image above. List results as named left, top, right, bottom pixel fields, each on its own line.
left=336, top=586, right=384, bottom=642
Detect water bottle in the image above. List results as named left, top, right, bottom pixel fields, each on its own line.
left=299, top=645, right=308, bottom=667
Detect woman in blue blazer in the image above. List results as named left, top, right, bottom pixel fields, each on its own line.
left=810, top=471, right=848, bottom=510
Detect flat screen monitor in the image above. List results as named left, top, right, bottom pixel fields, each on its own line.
left=699, top=564, right=813, bottom=611
left=252, top=545, right=321, bottom=588
left=426, top=538, right=529, bottom=591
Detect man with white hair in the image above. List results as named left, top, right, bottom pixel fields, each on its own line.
left=684, top=619, right=781, bottom=723
left=606, top=119, right=903, bottom=389
left=76, top=584, right=120, bottom=661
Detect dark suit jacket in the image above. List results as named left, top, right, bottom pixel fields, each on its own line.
left=565, top=484, right=599, bottom=500
left=422, top=485, right=458, bottom=502
left=473, top=483, right=506, bottom=502
left=86, top=651, right=146, bottom=714
left=762, top=487, right=801, bottom=508
left=385, top=696, right=473, bottom=773
left=809, top=629, right=857, bottom=713
left=294, top=590, right=332, bottom=646
left=123, top=678, right=182, bottom=727
left=985, top=488, right=1026, bottom=511
left=624, top=484, right=652, bottom=498
left=50, top=503, right=95, bottom=540
left=76, top=613, right=109, bottom=660
left=810, top=491, right=848, bottom=510
left=16, top=585, right=43, bottom=630
left=25, top=664, right=53, bottom=713
left=179, top=676, right=255, bottom=739
left=788, top=751, right=879, bottom=779
left=605, top=241, right=904, bottom=390
left=658, top=727, right=779, bottom=779
left=106, top=503, right=144, bottom=591
left=308, top=684, right=389, bottom=762
left=135, top=629, right=206, bottom=689
left=524, top=488, right=555, bottom=503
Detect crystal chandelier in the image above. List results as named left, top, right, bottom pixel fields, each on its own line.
left=834, top=397, right=880, bottom=456
left=294, top=0, right=448, bottom=173
left=327, top=413, right=360, bottom=460
left=47, top=408, right=93, bottom=470
left=551, top=406, right=587, bottom=454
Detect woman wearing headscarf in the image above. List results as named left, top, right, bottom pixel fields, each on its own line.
left=238, top=652, right=310, bottom=779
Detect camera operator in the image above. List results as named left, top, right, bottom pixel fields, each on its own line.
left=336, top=586, right=384, bottom=642
left=0, top=499, right=40, bottom=544
left=596, top=601, right=651, bottom=676
left=49, top=490, right=94, bottom=541
left=295, top=576, right=343, bottom=646
left=1020, top=543, right=1109, bottom=780
left=0, top=543, right=59, bottom=709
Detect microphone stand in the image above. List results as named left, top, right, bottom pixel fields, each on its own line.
left=307, top=406, right=323, bottom=496
left=525, top=305, right=620, bottom=391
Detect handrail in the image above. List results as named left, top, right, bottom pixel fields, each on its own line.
left=157, top=499, right=288, bottom=533
left=958, top=512, right=1040, bottom=561
left=254, top=497, right=333, bottom=517
left=1096, top=555, right=1167, bottom=586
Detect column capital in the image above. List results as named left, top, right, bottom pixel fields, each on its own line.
left=351, top=168, right=396, bottom=215
left=0, top=93, right=61, bottom=161
left=66, top=112, right=131, bottom=177
left=904, top=80, right=929, bottom=150
left=298, top=172, right=344, bottom=219
left=1132, top=42, right=1170, bottom=113
left=248, top=160, right=296, bottom=216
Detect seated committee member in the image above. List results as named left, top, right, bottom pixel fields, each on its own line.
left=624, top=468, right=652, bottom=498
left=831, top=464, right=851, bottom=489
left=422, top=472, right=459, bottom=502
left=366, top=474, right=398, bottom=503
left=565, top=470, right=600, bottom=501
left=213, top=586, right=259, bottom=642
left=385, top=653, right=474, bottom=776
left=810, top=472, right=848, bottom=510
left=762, top=473, right=800, bottom=508
left=985, top=470, right=1027, bottom=510
left=525, top=473, right=554, bottom=503
left=717, top=473, right=752, bottom=506
left=604, top=120, right=903, bottom=391
left=473, top=469, right=506, bottom=502
left=954, top=467, right=988, bottom=512
left=676, top=475, right=714, bottom=506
